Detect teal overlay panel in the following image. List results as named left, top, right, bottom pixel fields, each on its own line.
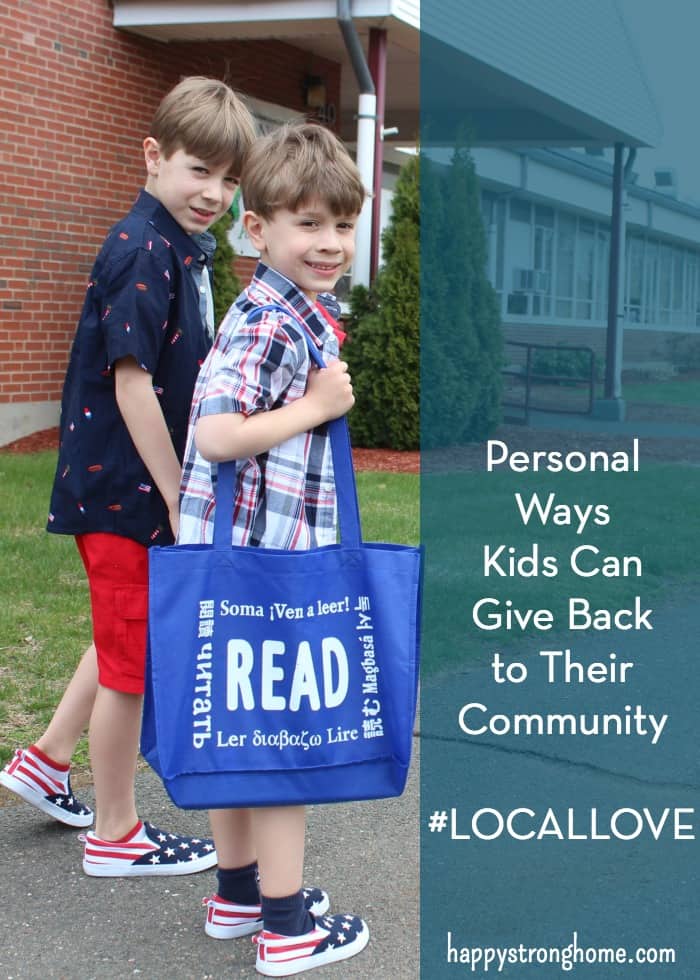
left=420, top=7, right=700, bottom=978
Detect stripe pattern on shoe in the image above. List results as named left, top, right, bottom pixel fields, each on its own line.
left=254, top=914, right=369, bottom=976
left=204, top=896, right=263, bottom=939
left=0, top=747, right=93, bottom=828
left=82, top=820, right=217, bottom=877
left=204, top=887, right=330, bottom=940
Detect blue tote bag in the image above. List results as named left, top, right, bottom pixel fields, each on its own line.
left=141, top=316, right=421, bottom=809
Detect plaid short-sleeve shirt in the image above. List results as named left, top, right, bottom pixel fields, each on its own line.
left=178, top=263, right=340, bottom=550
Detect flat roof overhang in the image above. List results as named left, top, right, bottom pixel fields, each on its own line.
left=111, top=1, right=660, bottom=150
left=421, top=35, right=655, bottom=149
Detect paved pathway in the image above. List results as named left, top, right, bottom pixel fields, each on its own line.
left=0, top=744, right=418, bottom=980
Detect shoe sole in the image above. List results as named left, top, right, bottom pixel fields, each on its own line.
left=0, top=769, right=93, bottom=828
left=83, top=851, right=218, bottom=877
left=256, top=925, right=369, bottom=976
left=205, top=896, right=330, bottom=940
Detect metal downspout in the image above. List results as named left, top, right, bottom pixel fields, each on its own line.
left=369, top=27, right=388, bottom=282
left=598, top=142, right=635, bottom=421
left=337, top=0, right=375, bottom=94
left=337, top=0, right=376, bottom=287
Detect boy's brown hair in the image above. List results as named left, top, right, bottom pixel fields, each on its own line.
left=150, top=76, right=257, bottom=172
left=241, top=122, right=366, bottom=218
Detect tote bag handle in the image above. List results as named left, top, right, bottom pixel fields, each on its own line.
left=213, top=304, right=362, bottom=550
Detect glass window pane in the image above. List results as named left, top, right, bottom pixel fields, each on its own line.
left=510, top=198, right=531, bottom=223
left=626, top=236, right=644, bottom=323
left=556, top=213, right=576, bottom=303
left=507, top=293, right=529, bottom=315
left=659, top=244, right=671, bottom=309
left=576, top=221, right=595, bottom=304
left=535, top=205, right=554, bottom=228
left=644, top=241, right=658, bottom=323
left=673, top=248, right=684, bottom=309
left=595, top=229, right=609, bottom=321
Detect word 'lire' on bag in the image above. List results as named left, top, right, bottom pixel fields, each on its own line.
left=141, top=304, right=422, bottom=808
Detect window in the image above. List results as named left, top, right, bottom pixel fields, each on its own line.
left=555, top=213, right=575, bottom=319
left=626, top=235, right=644, bottom=323
left=672, top=248, right=685, bottom=326
left=533, top=206, right=553, bottom=316
left=507, top=199, right=533, bottom=315
left=643, top=240, right=658, bottom=324
left=595, top=229, right=609, bottom=321
left=575, top=219, right=595, bottom=320
left=488, top=185, right=700, bottom=329
left=658, top=244, right=672, bottom=325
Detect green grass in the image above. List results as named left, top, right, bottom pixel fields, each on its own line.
left=356, top=471, right=419, bottom=544
left=0, top=452, right=92, bottom=767
left=621, top=378, right=700, bottom=406
left=0, top=453, right=419, bottom=768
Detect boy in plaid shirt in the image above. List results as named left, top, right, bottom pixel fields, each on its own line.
left=178, top=123, right=369, bottom=975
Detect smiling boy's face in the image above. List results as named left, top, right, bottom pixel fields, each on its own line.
left=143, top=138, right=239, bottom=236
left=244, top=199, right=358, bottom=301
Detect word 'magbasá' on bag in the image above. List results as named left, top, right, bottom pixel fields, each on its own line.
left=141, top=305, right=422, bottom=808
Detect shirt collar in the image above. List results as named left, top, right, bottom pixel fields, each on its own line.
left=191, top=231, right=216, bottom=268
left=132, top=189, right=203, bottom=268
left=244, top=261, right=333, bottom=349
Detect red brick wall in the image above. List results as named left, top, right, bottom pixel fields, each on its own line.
left=0, top=0, right=340, bottom=415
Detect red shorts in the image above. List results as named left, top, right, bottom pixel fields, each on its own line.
left=76, top=533, right=149, bottom=695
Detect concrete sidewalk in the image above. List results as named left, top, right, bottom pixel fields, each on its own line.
left=0, top=743, right=418, bottom=980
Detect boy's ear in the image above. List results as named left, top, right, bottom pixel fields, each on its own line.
left=243, top=211, right=266, bottom=251
left=143, top=137, right=162, bottom=177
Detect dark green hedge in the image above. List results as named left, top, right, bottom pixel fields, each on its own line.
left=345, top=144, right=502, bottom=451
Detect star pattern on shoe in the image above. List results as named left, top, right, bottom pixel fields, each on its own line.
left=82, top=820, right=218, bottom=877
left=313, top=914, right=366, bottom=956
left=254, top=913, right=368, bottom=975
left=45, top=787, right=92, bottom=818
left=130, top=823, right=213, bottom=868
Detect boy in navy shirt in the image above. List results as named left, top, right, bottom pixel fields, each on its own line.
left=1, top=77, right=256, bottom=876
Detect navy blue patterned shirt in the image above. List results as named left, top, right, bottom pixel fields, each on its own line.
left=47, top=190, right=213, bottom=546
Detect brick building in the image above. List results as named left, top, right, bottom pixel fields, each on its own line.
left=0, top=0, right=419, bottom=443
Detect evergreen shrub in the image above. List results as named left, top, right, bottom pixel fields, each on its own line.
left=210, top=211, right=242, bottom=328
left=421, top=142, right=502, bottom=448
left=346, top=140, right=503, bottom=451
left=344, top=155, right=420, bottom=449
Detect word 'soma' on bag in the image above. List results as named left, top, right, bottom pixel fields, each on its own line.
left=142, top=306, right=422, bottom=808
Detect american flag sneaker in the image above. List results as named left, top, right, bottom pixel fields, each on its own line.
left=204, top=887, right=330, bottom=940
left=254, top=913, right=369, bottom=976
left=81, top=820, right=217, bottom=877
left=0, top=747, right=93, bottom=828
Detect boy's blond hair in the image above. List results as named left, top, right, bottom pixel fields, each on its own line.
left=150, top=76, right=257, bottom=171
left=241, top=122, right=366, bottom=218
